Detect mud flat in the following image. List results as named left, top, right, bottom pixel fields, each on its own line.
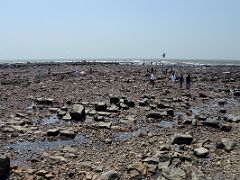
left=0, top=62, right=240, bottom=179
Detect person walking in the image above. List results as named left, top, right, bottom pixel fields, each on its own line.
left=179, top=73, right=184, bottom=88
left=150, top=72, right=156, bottom=87
left=186, top=73, right=191, bottom=90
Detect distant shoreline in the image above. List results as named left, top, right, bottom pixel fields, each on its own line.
left=0, top=58, right=240, bottom=66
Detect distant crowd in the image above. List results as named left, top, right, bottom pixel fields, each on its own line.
left=147, top=67, right=191, bottom=90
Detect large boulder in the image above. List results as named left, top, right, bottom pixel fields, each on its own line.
left=69, top=104, right=85, bottom=121
left=172, top=133, right=193, bottom=145
left=0, top=155, right=10, bottom=179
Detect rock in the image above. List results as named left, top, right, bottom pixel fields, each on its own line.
left=220, top=138, right=237, bottom=152
left=110, top=96, right=120, bottom=104
left=142, top=156, right=159, bottom=164
left=62, top=112, right=72, bottom=121
left=199, top=93, right=208, bottom=98
left=224, top=115, right=240, bottom=123
left=100, top=170, right=120, bottom=180
left=119, top=103, right=129, bottom=109
left=219, top=108, right=226, bottom=113
left=220, top=124, right=232, bottom=132
left=98, top=122, right=112, bottom=129
left=95, top=102, right=107, bottom=111
left=139, top=98, right=149, bottom=106
left=69, top=104, right=85, bottom=121
left=36, top=98, right=54, bottom=105
left=218, top=99, right=226, bottom=106
left=146, top=111, right=167, bottom=119
left=127, top=162, right=145, bottom=172
left=159, top=144, right=171, bottom=151
left=128, top=169, right=141, bottom=179
left=59, top=129, right=76, bottom=138
left=47, top=128, right=60, bottom=136
left=106, top=105, right=119, bottom=112
left=94, top=115, right=105, bottom=121
left=159, top=167, right=186, bottom=180
left=193, top=147, right=209, bottom=158
left=233, top=91, right=240, bottom=96
left=172, top=133, right=193, bottom=145
left=127, top=101, right=135, bottom=108
left=202, top=117, right=220, bottom=128
left=191, top=169, right=209, bottom=180
left=0, top=155, right=10, bottom=180
left=57, top=109, right=67, bottom=117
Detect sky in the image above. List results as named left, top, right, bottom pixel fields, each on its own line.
left=0, top=0, right=240, bottom=60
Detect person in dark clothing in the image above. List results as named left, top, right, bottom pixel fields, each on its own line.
left=186, top=73, right=191, bottom=90
left=179, top=74, right=184, bottom=88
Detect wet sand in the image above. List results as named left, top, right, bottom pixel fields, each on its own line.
left=0, top=62, right=240, bottom=179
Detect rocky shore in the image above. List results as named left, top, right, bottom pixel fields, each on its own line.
left=0, top=62, right=240, bottom=179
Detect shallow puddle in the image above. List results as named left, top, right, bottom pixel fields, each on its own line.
left=159, top=120, right=177, bottom=128
left=112, top=128, right=148, bottom=141
left=42, top=114, right=59, bottom=125
left=10, top=134, right=86, bottom=168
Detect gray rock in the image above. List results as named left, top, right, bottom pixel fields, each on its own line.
left=193, top=147, right=209, bottom=158
left=192, top=169, right=210, bottom=180
left=69, top=104, right=85, bottom=121
left=100, top=170, right=120, bottom=180
left=224, top=115, right=240, bottom=123
left=202, top=117, right=220, bottom=128
left=110, top=96, right=120, bottom=104
left=62, top=112, right=72, bottom=121
left=159, top=167, right=186, bottom=180
left=139, top=98, right=150, bottom=106
left=147, top=111, right=167, bottom=119
left=98, top=122, right=112, bottom=129
left=221, top=138, right=237, bottom=152
left=172, top=133, right=193, bottom=145
left=142, top=156, right=159, bottom=164
left=59, top=129, right=76, bottom=138
left=95, top=102, right=107, bottom=111
left=0, top=155, right=10, bottom=180
left=47, top=128, right=60, bottom=136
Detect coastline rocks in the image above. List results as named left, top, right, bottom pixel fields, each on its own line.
left=0, top=155, right=10, bottom=180
left=69, top=104, right=85, bottom=120
left=172, top=133, right=193, bottom=145
left=100, top=170, right=120, bottom=180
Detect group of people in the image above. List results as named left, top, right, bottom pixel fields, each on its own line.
left=147, top=68, right=191, bottom=90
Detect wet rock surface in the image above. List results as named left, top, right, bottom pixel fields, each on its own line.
left=0, top=62, right=240, bottom=179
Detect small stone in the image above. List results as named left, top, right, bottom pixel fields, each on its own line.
left=172, top=133, right=193, bottom=145
left=47, top=128, right=60, bottom=136
left=59, top=129, right=76, bottom=138
left=193, top=147, right=209, bottom=158
left=221, top=138, right=237, bottom=152
left=100, top=170, right=120, bottom=180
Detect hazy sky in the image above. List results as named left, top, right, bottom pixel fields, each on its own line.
left=0, top=0, right=240, bottom=60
